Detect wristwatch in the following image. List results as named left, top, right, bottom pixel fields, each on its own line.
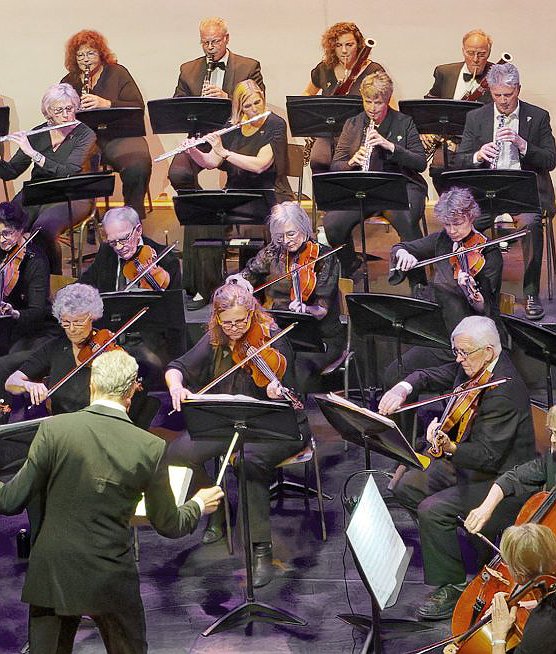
left=32, top=151, right=42, bottom=164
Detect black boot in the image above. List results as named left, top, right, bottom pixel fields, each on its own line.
left=252, top=542, right=274, bottom=588
left=202, top=504, right=225, bottom=544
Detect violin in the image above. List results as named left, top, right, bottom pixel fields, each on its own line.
left=0, top=227, right=41, bottom=309
left=232, top=322, right=304, bottom=410
left=77, top=328, right=122, bottom=364
left=428, top=367, right=492, bottom=459
left=449, top=230, right=487, bottom=305
left=288, top=240, right=319, bottom=306
left=122, top=244, right=170, bottom=291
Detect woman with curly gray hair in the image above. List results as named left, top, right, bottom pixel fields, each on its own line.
left=5, top=284, right=106, bottom=414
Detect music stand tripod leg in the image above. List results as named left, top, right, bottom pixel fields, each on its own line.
left=66, top=198, right=77, bottom=278
left=202, top=423, right=307, bottom=637
left=358, top=197, right=370, bottom=293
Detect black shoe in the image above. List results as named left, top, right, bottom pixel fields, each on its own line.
left=411, top=283, right=429, bottom=300
left=417, top=584, right=463, bottom=620
left=202, top=506, right=225, bottom=544
left=344, top=254, right=365, bottom=281
left=252, top=542, right=274, bottom=588
left=186, top=297, right=209, bottom=311
left=525, top=295, right=544, bottom=320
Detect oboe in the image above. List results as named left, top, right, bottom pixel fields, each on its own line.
left=82, top=64, right=91, bottom=96
left=491, top=114, right=506, bottom=169
left=361, top=118, right=375, bottom=171
left=201, top=54, right=215, bottom=96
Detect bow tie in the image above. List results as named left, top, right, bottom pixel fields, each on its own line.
left=463, top=71, right=484, bottom=83
left=212, top=61, right=226, bottom=70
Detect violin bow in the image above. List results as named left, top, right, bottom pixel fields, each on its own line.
left=389, top=229, right=528, bottom=272
left=123, top=241, right=178, bottom=291
left=394, top=377, right=511, bottom=414
left=29, top=307, right=149, bottom=409
left=0, top=227, right=41, bottom=277
left=253, top=244, right=344, bottom=294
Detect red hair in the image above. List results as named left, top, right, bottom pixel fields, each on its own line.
left=64, top=30, right=117, bottom=77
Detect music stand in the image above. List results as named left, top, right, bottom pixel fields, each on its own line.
left=76, top=107, right=146, bottom=139
left=439, top=170, right=541, bottom=222
left=147, top=97, right=231, bottom=135
left=21, top=173, right=115, bottom=277
left=0, top=416, right=48, bottom=476
left=286, top=96, right=363, bottom=140
left=181, top=397, right=306, bottom=636
left=501, top=314, right=556, bottom=406
left=313, top=172, right=410, bottom=292
left=398, top=99, right=480, bottom=168
left=266, top=309, right=320, bottom=352
left=347, top=293, right=450, bottom=382
left=0, top=106, right=9, bottom=137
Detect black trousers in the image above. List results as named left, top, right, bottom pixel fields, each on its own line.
left=101, top=137, right=152, bottom=221
left=28, top=604, right=147, bottom=654
left=393, top=459, right=525, bottom=586
left=322, top=183, right=427, bottom=285
left=166, top=432, right=305, bottom=543
left=475, top=211, right=542, bottom=296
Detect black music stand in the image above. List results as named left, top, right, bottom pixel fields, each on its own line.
left=174, top=190, right=273, bottom=280
left=398, top=99, right=479, bottom=168
left=347, top=293, right=450, bottom=381
left=439, top=169, right=541, bottom=222
left=0, top=106, right=9, bottom=137
left=0, top=416, right=48, bottom=477
left=313, top=172, right=410, bottom=292
left=501, top=314, right=556, bottom=406
left=266, top=309, right=320, bottom=352
left=98, top=291, right=162, bottom=328
left=147, top=97, right=231, bottom=135
left=21, top=173, right=115, bottom=277
left=286, top=96, right=363, bottom=140
left=76, top=107, right=146, bottom=139
left=181, top=398, right=306, bottom=636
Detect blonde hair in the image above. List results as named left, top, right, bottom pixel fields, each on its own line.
left=199, top=17, right=228, bottom=35
left=500, top=524, right=556, bottom=581
left=231, top=80, right=265, bottom=124
left=360, top=71, right=393, bottom=102
left=462, top=29, right=493, bottom=49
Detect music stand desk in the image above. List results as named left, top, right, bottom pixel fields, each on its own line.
left=147, top=97, right=231, bottom=135
left=76, top=107, right=146, bottom=139
left=286, top=95, right=363, bottom=139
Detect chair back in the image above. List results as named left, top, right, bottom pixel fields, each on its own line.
left=49, top=274, right=76, bottom=300
left=531, top=402, right=551, bottom=454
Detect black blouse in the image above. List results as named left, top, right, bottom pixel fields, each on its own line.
left=61, top=63, right=145, bottom=109
left=310, top=60, right=384, bottom=96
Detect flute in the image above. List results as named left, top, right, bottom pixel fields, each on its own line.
left=154, top=111, right=271, bottom=162
left=0, top=121, right=80, bottom=143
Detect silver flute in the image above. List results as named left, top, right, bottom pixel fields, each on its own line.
left=154, top=111, right=271, bottom=162
left=0, top=121, right=80, bottom=142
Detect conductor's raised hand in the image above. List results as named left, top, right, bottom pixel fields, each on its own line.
left=378, top=383, right=409, bottom=415
left=193, top=486, right=225, bottom=514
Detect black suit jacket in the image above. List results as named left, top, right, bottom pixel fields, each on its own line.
left=405, top=352, right=535, bottom=480
left=174, top=51, right=265, bottom=97
left=454, top=100, right=556, bottom=213
left=331, top=109, right=427, bottom=190
left=0, top=404, right=201, bottom=613
left=426, top=61, right=493, bottom=103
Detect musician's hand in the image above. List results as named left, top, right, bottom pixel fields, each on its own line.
left=225, top=274, right=254, bottom=293
left=266, top=379, right=284, bottom=400
left=426, top=417, right=440, bottom=445
left=378, top=383, right=409, bottom=415
left=80, top=93, right=111, bottom=110
left=289, top=299, right=307, bottom=313
left=496, top=126, right=527, bottom=155
left=7, top=131, right=35, bottom=157
left=304, top=304, right=327, bottom=320
left=420, top=133, right=436, bottom=149
left=465, top=504, right=494, bottom=534
left=204, top=132, right=229, bottom=159
left=202, top=84, right=228, bottom=99
left=395, top=249, right=418, bottom=271
left=23, top=381, right=48, bottom=406
left=348, top=146, right=368, bottom=168
left=0, top=302, right=20, bottom=319
left=491, top=592, right=517, bottom=642
left=476, top=141, right=499, bottom=165
left=168, top=384, right=194, bottom=412
left=365, top=128, right=395, bottom=153
left=193, top=486, right=225, bottom=514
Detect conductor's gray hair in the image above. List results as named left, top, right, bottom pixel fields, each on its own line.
left=90, top=350, right=139, bottom=399
left=486, top=62, right=520, bottom=88
left=269, top=202, right=313, bottom=243
left=451, top=316, right=502, bottom=356
left=52, top=283, right=103, bottom=321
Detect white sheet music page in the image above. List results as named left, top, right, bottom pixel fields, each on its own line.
left=346, top=474, right=407, bottom=609
left=135, top=466, right=192, bottom=517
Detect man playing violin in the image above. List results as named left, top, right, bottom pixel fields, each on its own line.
left=165, top=283, right=310, bottom=588
left=378, top=316, right=535, bottom=620
left=227, top=201, right=344, bottom=391
left=79, top=206, right=184, bottom=386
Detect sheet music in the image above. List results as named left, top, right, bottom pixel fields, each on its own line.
left=326, top=392, right=397, bottom=429
left=347, top=474, right=408, bottom=609
left=135, top=465, right=192, bottom=517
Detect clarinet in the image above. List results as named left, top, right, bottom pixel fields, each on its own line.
left=201, top=54, right=215, bottom=96
left=361, top=118, right=375, bottom=171
left=491, top=114, right=506, bottom=169
left=82, top=64, right=91, bottom=96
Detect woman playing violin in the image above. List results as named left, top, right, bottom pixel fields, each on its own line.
left=165, top=283, right=309, bottom=587
left=490, top=524, right=556, bottom=654
left=228, top=201, right=344, bottom=390
left=0, top=202, right=59, bottom=356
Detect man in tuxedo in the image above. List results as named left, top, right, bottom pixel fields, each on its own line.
left=0, top=349, right=223, bottom=653
left=80, top=206, right=184, bottom=385
left=455, top=62, right=556, bottom=320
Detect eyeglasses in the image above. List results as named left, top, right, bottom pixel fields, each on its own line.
left=76, top=50, right=99, bottom=60
left=51, top=105, right=75, bottom=116
left=201, top=37, right=226, bottom=48
left=217, top=313, right=251, bottom=329
left=464, top=50, right=489, bottom=59
left=0, top=229, right=17, bottom=240
left=60, top=315, right=91, bottom=329
left=452, top=345, right=486, bottom=360
left=274, top=230, right=300, bottom=242
left=105, top=226, right=137, bottom=248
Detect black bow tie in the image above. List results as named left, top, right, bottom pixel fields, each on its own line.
left=212, top=61, right=226, bottom=70
left=463, top=71, right=484, bottom=83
